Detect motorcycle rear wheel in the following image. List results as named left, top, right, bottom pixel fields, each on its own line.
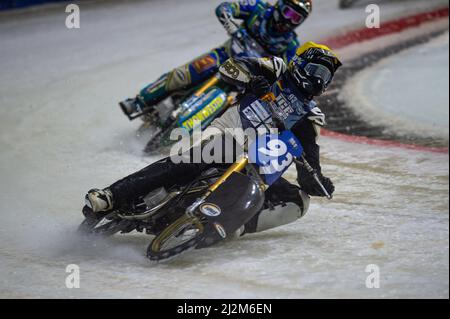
left=147, top=214, right=204, bottom=262
left=144, top=122, right=178, bottom=154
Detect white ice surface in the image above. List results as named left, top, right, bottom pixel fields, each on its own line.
left=0, top=0, right=449, bottom=298
left=342, top=32, right=449, bottom=140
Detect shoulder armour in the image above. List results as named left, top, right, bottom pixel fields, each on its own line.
left=307, top=107, right=326, bottom=127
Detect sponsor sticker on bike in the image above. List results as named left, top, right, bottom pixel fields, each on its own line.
left=200, top=203, right=222, bottom=217
left=213, top=222, right=227, bottom=239
left=181, top=93, right=226, bottom=131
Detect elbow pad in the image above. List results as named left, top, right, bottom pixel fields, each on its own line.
left=219, top=58, right=252, bottom=86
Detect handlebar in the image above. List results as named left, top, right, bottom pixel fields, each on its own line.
left=230, top=28, right=266, bottom=59
left=295, top=157, right=333, bottom=200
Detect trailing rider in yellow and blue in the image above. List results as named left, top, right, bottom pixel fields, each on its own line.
left=119, top=0, right=313, bottom=121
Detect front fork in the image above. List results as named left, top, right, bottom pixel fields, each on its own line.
left=186, top=156, right=251, bottom=215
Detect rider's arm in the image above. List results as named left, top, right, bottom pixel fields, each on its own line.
left=292, top=115, right=323, bottom=174
left=216, top=0, right=262, bottom=35
left=283, top=37, right=301, bottom=64
left=219, top=56, right=287, bottom=89
left=292, top=108, right=335, bottom=197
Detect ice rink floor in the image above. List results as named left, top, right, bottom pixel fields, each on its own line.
left=0, top=0, right=448, bottom=298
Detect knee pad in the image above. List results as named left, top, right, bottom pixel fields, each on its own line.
left=248, top=190, right=311, bottom=234
left=166, top=66, right=192, bottom=91
left=299, top=189, right=311, bottom=217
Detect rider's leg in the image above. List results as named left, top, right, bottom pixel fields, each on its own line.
left=86, top=158, right=211, bottom=213
left=120, top=46, right=230, bottom=118
left=241, top=178, right=311, bottom=235
left=85, top=124, right=237, bottom=214
left=108, top=158, right=212, bottom=211
left=86, top=105, right=243, bottom=214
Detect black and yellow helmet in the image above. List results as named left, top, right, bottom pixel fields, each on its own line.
left=272, top=0, right=312, bottom=33
left=289, top=42, right=342, bottom=97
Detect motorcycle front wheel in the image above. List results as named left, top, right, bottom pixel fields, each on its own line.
left=147, top=214, right=204, bottom=262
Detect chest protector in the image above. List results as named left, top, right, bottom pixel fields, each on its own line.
left=239, top=73, right=316, bottom=131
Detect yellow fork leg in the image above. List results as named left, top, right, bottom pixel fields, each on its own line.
left=207, top=156, right=249, bottom=194
left=194, top=74, right=221, bottom=97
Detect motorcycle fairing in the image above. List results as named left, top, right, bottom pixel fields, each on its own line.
left=197, top=172, right=265, bottom=248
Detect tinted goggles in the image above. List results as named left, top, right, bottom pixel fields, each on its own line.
left=281, top=5, right=306, bottom=25
left=304, top=63, right=333, bottom=83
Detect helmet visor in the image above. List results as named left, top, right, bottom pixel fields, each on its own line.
left=281, top=5, right=306, bottom=25
left=304, top=63, right=333, bottom=84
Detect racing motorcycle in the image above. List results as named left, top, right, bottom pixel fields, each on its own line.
left=79, top=93, right=332, bottom=262
left=123, top=29, right=267, bottom=154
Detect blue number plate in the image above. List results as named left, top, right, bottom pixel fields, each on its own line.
left=248, top=131, right=303, bottom=186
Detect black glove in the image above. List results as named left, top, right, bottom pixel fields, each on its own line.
left=298, top=172, right=335, bottom=197
left=247, top=76, right=271, bottom=97
left=319, top=176, right=335, bottom=197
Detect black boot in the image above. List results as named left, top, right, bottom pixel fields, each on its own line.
left=119, top=96, right=153, bottom=121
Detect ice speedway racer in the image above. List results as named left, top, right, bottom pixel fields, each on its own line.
left=80, top=42, right=342, bottom=262
left=80, top=94, right=332, bottom=262
left=118, top=0, right=313, bottom=153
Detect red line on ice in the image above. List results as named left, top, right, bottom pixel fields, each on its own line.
left=320, top=6, right=449, bottom=154
left=322, top=129, right=449, bottom=154
left=322, top=7, right=449, bottom=49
